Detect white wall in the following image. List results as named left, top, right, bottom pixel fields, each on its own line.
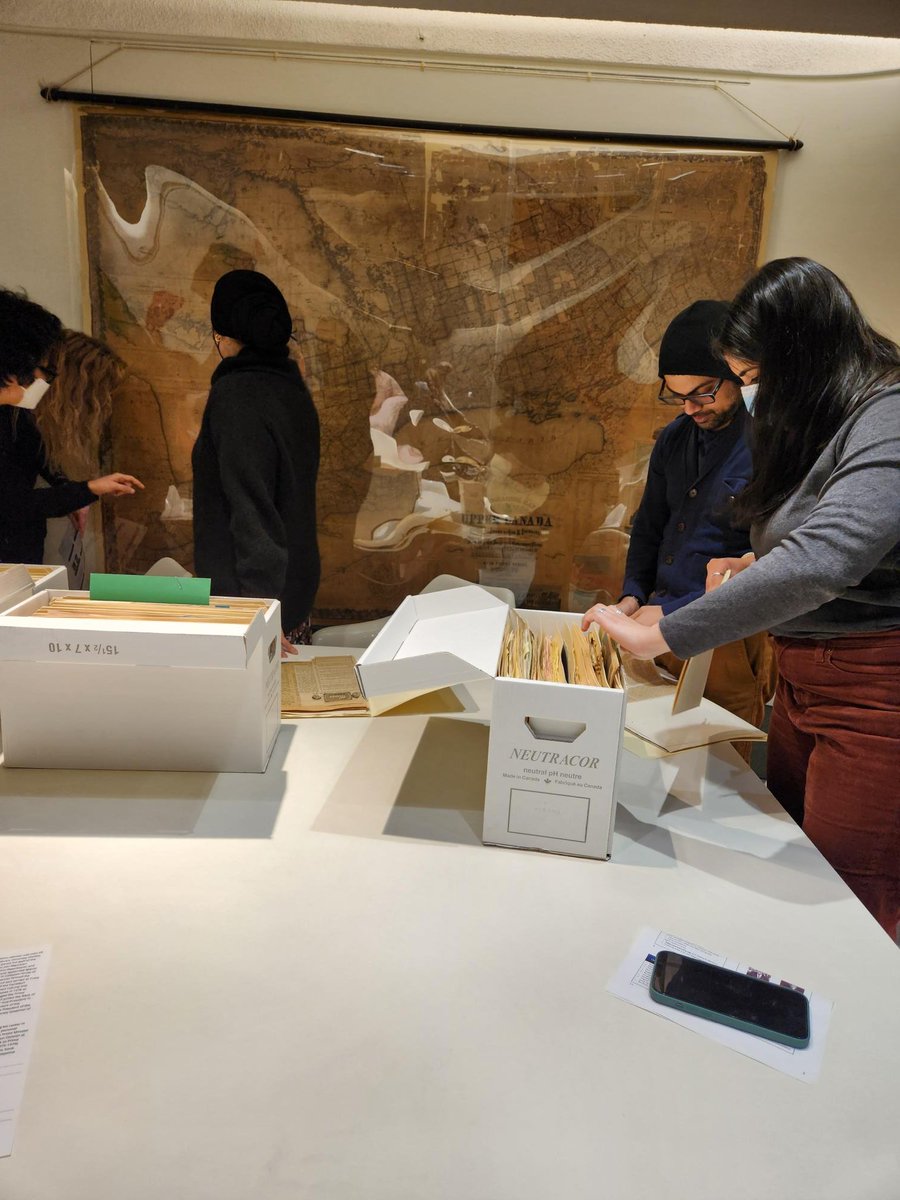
left=2, top=0, right=899, bottom=337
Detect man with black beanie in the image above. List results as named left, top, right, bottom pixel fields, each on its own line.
left=616, top=299, right=775, bottom=752
left=192, top=269, right=320, bottom=653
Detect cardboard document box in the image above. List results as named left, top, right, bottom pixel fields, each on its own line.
left=0, top=590, right=282, bottom=772
left=0, top=564, right=67, bottom=613
left=355, top=587, right=627, bottom=860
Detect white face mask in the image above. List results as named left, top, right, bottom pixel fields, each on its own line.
left=16, top=378, right=50, bottom=410
left=741, top=383, right=758, bottom=414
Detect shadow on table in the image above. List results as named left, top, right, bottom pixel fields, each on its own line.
left=613, top=745, right=845, bottom=906
left=316, top=716, right=847, bottom=910
left=313, top=716, right=487, bottom=846
left=0, top=724, right=294, bottom=839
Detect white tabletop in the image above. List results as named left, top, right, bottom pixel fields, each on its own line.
left=0, top=701, right=898, bottom=1200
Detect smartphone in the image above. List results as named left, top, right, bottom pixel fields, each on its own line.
left=649, top=950, right=811, bottom=1049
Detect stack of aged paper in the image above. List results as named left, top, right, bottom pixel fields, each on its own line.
left=498, top=612, right=623, bottom=689
left=27, top=596, right=267, bottom=625
left=281, top=656, right=369, bottom=718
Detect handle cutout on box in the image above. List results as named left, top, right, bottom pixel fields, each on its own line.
left=524, top=716, right=586, bottom=743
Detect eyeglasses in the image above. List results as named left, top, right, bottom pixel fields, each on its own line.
left=658, top=378, right=724, bottom=407
left=36, top=365, right=58, bottom=384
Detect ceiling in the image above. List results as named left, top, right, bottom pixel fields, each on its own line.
left=318, top=0, right=900, bottom=40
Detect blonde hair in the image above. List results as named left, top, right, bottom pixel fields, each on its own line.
left=36, top=329, right=126, bottom=478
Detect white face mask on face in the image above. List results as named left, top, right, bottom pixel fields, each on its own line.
left=741, top=383, right=758, bottom=415
left=16, top=378, right=50, bottom=410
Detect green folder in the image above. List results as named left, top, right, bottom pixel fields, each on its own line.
left=89, top=574, right=212, bottom=605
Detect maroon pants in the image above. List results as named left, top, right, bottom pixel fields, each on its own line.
left=768, top=632, right=900, bottom=939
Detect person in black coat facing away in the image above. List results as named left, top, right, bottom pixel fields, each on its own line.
left=192, top=270, right=321, bottom=655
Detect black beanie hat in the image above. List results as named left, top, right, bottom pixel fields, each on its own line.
left=210, top=269, right=293, bottom=355
left=658, top=300, right=742, bottom=383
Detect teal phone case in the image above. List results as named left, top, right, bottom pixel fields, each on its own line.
left=648, top=979, right=811, bottom=1049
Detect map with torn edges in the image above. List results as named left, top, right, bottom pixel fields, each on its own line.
left=79, top=111, right=772, bottom=620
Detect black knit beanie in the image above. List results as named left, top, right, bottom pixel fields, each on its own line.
left=658, top=300, right=742, bottom=383
left=210, top=269, right=293, bottom=356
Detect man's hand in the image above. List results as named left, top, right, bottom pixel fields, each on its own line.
left=631, top=603, right=664, bottom=626
left=706, top=552, right=755, bottom=591
left=87, top=473, right=145, bottom=497
left=581, top=604, right=670, bottom=660
left=616, top=595, right=641, bottom=617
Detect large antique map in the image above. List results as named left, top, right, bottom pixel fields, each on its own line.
left=80, top=110, right=772, bottom=620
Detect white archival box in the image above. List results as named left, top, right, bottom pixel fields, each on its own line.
left=0, top=590, right=282, bottom=772
left=355, top=586, right=627, bottom=860
left=0, top=564, right=67, bottom=613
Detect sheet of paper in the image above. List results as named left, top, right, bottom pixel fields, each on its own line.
left=281, top=656, right=369, bottom=716
left=670, top=568, right=731, bottom=714
left=606, top=927, right=832, bottom=1083
left=671, top=648, right=713, bottom=714
left=625, top=692, right=766, bottom=752
left=0, top=946, right=51, bottom=1156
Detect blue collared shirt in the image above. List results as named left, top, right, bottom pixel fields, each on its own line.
left=621, top=406, right=753, bottom=615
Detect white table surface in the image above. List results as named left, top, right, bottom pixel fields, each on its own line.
left=0, top=692, right=898, bottom=1200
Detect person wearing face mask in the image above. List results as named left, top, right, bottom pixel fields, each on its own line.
left=192, top=270, right=320, bottom=656
left=615, top=300, right=775, bottom=754
left=0, top=288, right=143, bottom=564
left=585, top=259, right=900, bottom=938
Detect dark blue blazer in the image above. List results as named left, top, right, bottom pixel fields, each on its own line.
left=620, top=406, right=753, bottom=614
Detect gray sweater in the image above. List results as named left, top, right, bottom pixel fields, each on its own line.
left=660, top=386, right=900, bottom=659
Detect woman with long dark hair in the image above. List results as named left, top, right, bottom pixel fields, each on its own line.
left=584, top=258, right=900, bottom=937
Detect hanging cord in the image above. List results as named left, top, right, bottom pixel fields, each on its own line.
left=716, top=83, right=800, bottom=147
left=52, top=44, right=124, bottom=92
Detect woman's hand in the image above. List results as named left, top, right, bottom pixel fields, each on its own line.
left=281, top=633, right=298, bottom=657
left=87, top=473, right=145, bottom=497
left=706, top=552, right=755, bottom=592
left=581, top=604, right=670, bottom=659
